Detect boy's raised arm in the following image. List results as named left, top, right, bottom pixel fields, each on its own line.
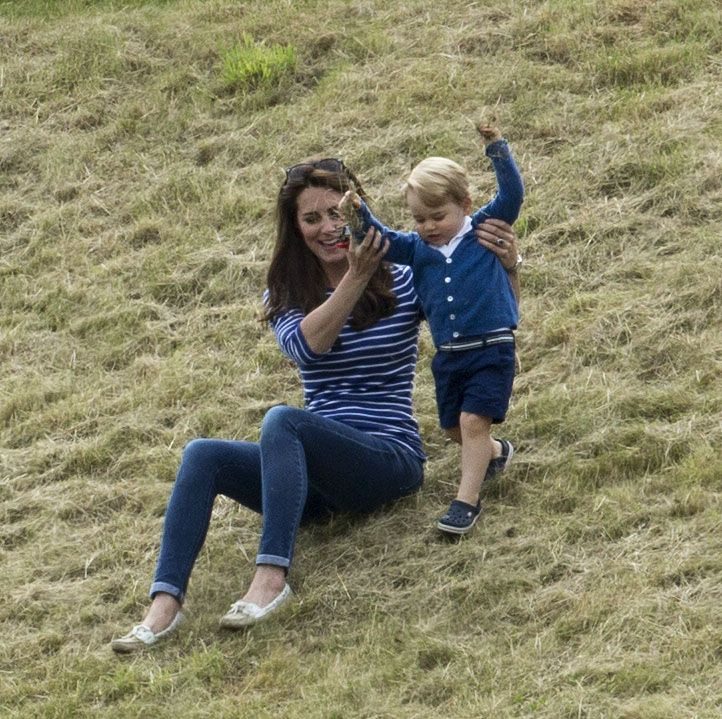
left=472, top=124, right=524, bottom=226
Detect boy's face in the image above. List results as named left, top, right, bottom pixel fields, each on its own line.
left=406, top=190, right=471, bottom=246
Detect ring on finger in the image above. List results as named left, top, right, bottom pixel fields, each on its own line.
left=496, top=238, right=506, bottom=247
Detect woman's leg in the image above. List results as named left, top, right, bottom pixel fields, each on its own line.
left=141, top=438, right=263, bottom=630
left=142, top=407, right=423, bottom=619
left=240, top=405, right=423, bottom=606
left=242, top=405, right=423, bottom=605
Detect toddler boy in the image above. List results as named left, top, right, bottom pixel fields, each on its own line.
left=341, top=125, right=523, bottom=535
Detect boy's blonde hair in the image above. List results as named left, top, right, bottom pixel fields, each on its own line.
left=403, top=157, right=470, bottom=208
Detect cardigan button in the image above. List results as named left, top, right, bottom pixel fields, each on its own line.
left=447, top=296, right=453, bottom=302
left=444, top=277, right=451, bottom=283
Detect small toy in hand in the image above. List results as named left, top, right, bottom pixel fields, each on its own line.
left=338, top=182, right=365, bottom=247
left=476, top=123, right=502, bottom=145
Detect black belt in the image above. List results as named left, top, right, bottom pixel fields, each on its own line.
left=438, top=331, right=515, bottom=352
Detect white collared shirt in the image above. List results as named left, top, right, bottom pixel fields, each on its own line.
left=429, top=216, right=472, bottom=258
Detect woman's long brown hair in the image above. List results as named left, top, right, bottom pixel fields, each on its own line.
left=264, top=162, right=396, bottom=330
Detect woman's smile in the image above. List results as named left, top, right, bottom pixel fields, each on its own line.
left=296, top=186, right=347, bottom=260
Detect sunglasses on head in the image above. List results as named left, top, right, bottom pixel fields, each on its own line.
left=283, top=157, right=348, bottom=184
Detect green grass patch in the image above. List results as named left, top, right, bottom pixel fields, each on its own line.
left=219, top=35, right=297, bottom=93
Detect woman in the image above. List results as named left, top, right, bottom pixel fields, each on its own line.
left=111, top=158, right=519, bottom=651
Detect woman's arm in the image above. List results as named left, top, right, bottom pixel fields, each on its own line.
left=299, top=228, right=389, bottom=354
left=476, top=218, right=521, bottom=304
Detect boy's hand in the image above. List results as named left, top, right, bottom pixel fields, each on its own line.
left=339, top=190, right=361, bottom=213
left=338, top=190, right=364, bottom=246
left=476, top=124, right=502, bottom=145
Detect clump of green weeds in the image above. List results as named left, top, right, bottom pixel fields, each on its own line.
left=219, top=35, right=297, bottom=93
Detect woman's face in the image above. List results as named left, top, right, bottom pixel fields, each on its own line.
left=296, top=186, right=347, bottom=267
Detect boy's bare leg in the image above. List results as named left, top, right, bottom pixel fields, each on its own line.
left=455, top=412, right=494, bottom=505
left=445, top=425, right=501, bottom=458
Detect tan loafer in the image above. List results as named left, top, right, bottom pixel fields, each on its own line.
left=219, top=584, right=293, bottom=629
left=111, top=611, right=185, bottom=653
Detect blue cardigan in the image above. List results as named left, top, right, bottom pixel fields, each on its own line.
left=358, top=140, right=524, bottom=349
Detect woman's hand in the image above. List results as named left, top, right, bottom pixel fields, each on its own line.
left=347, top=227, right=388, bottom=281
left=299, top=228, right=388, bottom=354
left=476, top=218, right=518, bottom=271
left=477, top=218, right=520, bottom=303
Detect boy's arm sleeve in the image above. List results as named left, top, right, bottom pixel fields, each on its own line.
left=471, top=139, right=524, bottom=226
left=357, top=200, right=417, bottom=265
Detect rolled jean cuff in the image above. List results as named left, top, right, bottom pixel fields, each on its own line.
left=256, top=554, right=291, bottom=569
left=149, top=581, right=185, bottom=603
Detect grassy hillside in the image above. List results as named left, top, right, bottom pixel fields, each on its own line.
left=1, top=0, right=720, bottom=717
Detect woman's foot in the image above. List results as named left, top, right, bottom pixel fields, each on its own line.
left=219, top=565, right=292, bottom=629
left=140, top=593, right=182, bottom=634
left=241, top=565, right=287, bottom=607
left=111, top=593, right=183, bottom=653
left=111, top=612, right=185, bottom=653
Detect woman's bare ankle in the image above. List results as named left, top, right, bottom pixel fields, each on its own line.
left=241, top=565, right=287, bottom=607
left=142, top=592, right=181, bottom=633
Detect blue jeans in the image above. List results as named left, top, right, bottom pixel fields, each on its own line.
left=150, top=405, right=424, bottom=601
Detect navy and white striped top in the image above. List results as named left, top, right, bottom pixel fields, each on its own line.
left=268, top=264, right=426, bottom=461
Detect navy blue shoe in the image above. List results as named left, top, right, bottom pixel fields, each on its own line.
left=436, top=499, right=483, bottom=535
left=484, top=439, right=514, bottom=482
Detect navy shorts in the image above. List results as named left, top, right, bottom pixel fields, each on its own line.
left=431, top=340, right=516, bottom=429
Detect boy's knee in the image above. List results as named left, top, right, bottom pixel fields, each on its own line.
left=459, top=411, right=492, bottom=435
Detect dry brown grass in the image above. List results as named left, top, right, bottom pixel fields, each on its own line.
left=1, top=0, right=721, bottom=717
